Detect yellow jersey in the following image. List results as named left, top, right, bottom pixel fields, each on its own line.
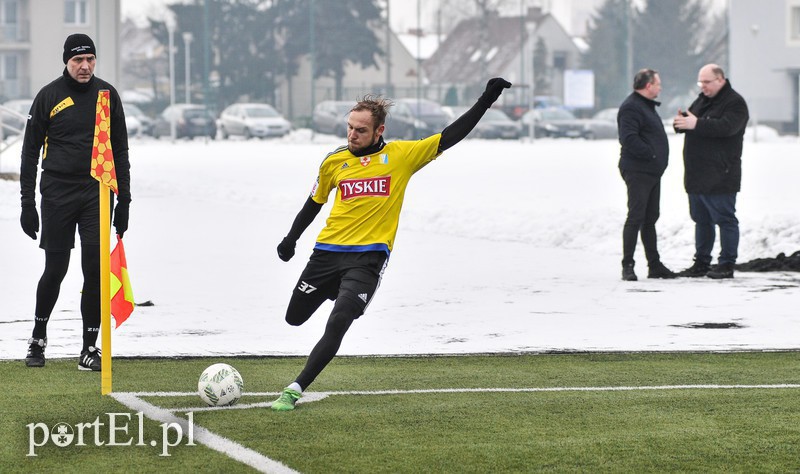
left=312, top=134, right=442, bottom=253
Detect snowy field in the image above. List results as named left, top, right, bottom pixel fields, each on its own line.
left=1, top=130, right=799, bottom=359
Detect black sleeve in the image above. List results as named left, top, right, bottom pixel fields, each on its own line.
left=438, top=101, right=489, bottom=153
left=438, top=78, right=511, bottom=152
left=110, top=87, right=131, bottom=205
left=285, top=196, right=324, bottom=241
left=19, top=92, right=48, bottom=207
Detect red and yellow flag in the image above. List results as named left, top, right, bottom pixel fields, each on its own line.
left=110, top=235, right=134, bottom=327
left=91, top=89, right=118, bottom=194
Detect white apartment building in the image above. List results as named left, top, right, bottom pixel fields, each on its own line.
left=0, top=0, right=120, bottom=100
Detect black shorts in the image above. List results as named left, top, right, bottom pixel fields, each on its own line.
left=290, top=249, right=388, bottom=318
left=39, top=172, right=113, bottom=251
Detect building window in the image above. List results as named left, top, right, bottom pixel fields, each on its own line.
left=552, top=52, right=567, bottom=70
left=64, top=0, right=88, bottom=25
left=792, top=7, right=800, bottom=40
left=0, top=53, right=20, bottom=98
left=789, top=1, right=800, bottom=45
left=1, top=0, right=19, bottom=40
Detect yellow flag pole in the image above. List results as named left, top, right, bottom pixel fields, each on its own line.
left=100, top=182, right=112, bottom=394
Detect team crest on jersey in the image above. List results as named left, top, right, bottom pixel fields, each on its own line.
left=339, top=176, right=391, bottom=200
left=360, top=156, right=371, bottom=166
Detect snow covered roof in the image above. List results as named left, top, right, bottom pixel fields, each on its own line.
left=396, top=32, right=446, bottom=61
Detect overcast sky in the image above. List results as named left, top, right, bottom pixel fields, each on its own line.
left=121, top=0, right=427, bottom=30
left=121, top=0, right=725, bottom=36
left=120, top=0, right=604, bottom=35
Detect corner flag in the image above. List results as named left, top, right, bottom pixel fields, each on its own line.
left=91, top=89, right=119, bottom=395
left=110, top=235, right=134, bottom=326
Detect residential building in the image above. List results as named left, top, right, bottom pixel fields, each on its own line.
left=729, top=0, right=800, bottom=133
left=0, top=0, right=120, bottom=101
left=276, top=22, right=420, bottom=121
left=423, top=7, right=582, bottom=115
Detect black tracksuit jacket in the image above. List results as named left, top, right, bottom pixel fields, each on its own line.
left=20, top=69, right=131, bottom=206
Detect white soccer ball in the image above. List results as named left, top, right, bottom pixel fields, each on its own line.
left=198, top=363, right=244, bottom=407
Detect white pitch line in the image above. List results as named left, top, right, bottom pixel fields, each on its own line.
left=114, top=384, right=800, bottom=470
left=111, top=392, right=299, bottom=474
left=130, top=383, right=800, bottom=399
left=127, top=384, right=800, bottom=414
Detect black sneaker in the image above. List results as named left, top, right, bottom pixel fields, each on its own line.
left=707, top=263, right=735, bottom=279
left=78, top=346, right=102, bottom=371
left=622, top=264, right=637, bottom=281
left=678, top=261, right=711, bottom=277
left=25, top=338, right=47, bottom=368
left=648, top=262, right=678, bottom=279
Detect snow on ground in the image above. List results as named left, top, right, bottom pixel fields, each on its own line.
left=1, top=131, right=798, bottom=359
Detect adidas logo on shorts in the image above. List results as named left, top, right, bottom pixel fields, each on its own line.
left=358, top=293, right=368, bottom=303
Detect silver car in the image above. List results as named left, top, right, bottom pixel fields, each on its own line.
left=312, top=100, right=354, bottom=137
left=521, top=107, right=618, bottom=140
left=218, top=103, right=291, bottom=139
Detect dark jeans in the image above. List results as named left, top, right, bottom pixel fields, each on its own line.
left=688, top=193, right=739, bottom=266
left=621, top=170, right=661, bottom=266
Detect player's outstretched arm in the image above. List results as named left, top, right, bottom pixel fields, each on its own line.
left=277, top=197, right=323, bottom=262
left=439, top=77, right=512, bottom=152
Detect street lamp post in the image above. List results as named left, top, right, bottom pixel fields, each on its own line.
left=183, top=32, right=193, bottom=104
left=167, top=20, right=176, bottom=140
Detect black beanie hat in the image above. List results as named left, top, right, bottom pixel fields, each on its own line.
left=63, top=33, right=96, bottom=64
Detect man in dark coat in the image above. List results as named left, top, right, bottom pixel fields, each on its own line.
left=617, top=68, right=676, bottom=281
left=674, top=64, right=749, bottom=279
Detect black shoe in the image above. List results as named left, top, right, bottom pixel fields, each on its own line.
left=648, top=262, right=678, bottom=279
left=707, top=263, right=735, bottom=279
left=622, top=264, right=637, bottom=281
left=78, top=346, right=102, bottom=371
left=678, top=261, right=711, bottom=277
left=25, top=337, right=47, bottom=368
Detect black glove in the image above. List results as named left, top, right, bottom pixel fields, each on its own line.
left=113, top=202, right=129, bottom=238
left=277, top=237, right=296, bottom=262
left=478, top=78, right=512, bottom=107
left=21, top=205, right=39, bottom=240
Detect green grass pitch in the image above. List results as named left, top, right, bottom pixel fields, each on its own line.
left=2, top=352, right=799, bottom=472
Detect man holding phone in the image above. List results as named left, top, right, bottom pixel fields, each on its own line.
left=674, top=64, right=749, bottom=279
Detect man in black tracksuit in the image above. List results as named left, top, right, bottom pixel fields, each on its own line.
left=617, top=69, right=676, bottom=281
left=674, top=64, right=748, bottom=279
left=20, top=34, right=131, bottom=370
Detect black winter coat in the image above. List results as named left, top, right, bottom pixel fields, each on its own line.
left=617, top=92, right=669, bottom=176
left=681, top=80, right=749, bottom=194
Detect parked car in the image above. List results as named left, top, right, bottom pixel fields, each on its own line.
left=520, top=107, right=617, bottom=140
left=0, top=99, right=32, bottom=137
left=125, top=114, right=142, bottom=137
left=218, top=103, right=291, bottom=139
left=388, top=98, right=450, bottom=140
left=124, top=103, right=154, bottom=136
left=445, top=106, right=522, bottom=139
left=312, top=100, right=354, bottom=137
left=533, top=95, right=566, bottom=109
left=592, top=107, right=618, bottom=123
left=152, top=104, right=216, bottom=139
left=589, top=107, right=619, bottom=139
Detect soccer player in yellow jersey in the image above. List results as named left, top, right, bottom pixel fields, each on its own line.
left=271, top=78, right=511, bottom=411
